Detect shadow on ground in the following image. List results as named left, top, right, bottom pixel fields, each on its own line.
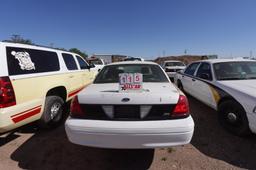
left=188, top=95, right=256, bottom=169
left=10, top=125, right=154, bottom=170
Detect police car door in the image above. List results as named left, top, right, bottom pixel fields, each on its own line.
left=182, top=62, right=201, bottom=95
left=193, top=62, right=216, bottom=108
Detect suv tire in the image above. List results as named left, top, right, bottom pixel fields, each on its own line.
left=39, top=96, right=64, bottom=128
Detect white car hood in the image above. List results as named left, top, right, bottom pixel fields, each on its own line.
left=218, top=80, right=256, bottom=97
left=78, top=83, right=180, bottom=105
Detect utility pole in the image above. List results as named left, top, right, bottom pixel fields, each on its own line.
left=162, top=50, right=166, bottom=57
left=250, top=50, right=253, bottom=59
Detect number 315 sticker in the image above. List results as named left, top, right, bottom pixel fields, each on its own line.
left=119, top=73, right=143, bottom=92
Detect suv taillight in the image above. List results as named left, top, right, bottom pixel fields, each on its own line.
left=70, top=96, right=84, bottom=117
left=172, top=95, right=189, bottom=118
left=0, top=77, right=16, bottom=108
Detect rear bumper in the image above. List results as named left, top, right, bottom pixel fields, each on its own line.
left=65, top=116, right=194, bottom=149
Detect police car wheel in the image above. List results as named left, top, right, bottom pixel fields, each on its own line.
left=39, top=96, right=64, bottom=128
left=218, top=100, right=251, bottom=136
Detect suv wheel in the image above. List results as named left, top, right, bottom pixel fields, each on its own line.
left=218, top=100, right=251, bottom=136
left=39, top=96, right=64, bottom=128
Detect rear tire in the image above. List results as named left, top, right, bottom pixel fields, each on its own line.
left=218, top=100, right=251, bottom=136
left=39, top=96, right=64, bottom=129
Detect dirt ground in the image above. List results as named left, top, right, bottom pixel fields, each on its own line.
left=1, top=95, right=256, bottom=170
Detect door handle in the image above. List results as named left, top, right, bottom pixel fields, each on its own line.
left=192, top=79, right=196, bottom=82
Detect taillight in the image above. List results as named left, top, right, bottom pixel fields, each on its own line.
left=70, top=96, right=84, bottom=117
left=172, top=95, right=189, bottom=118
left=0, top=77, right=16, bottom=108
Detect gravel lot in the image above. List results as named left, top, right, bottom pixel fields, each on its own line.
left=1, top=95, right=256, bottom=170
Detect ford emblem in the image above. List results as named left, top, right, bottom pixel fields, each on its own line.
left=121, top=98, right=130, bottom=102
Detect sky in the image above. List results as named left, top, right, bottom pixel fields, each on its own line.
left=0, top=0, right=256, bottom=59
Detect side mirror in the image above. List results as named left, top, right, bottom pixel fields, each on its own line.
left=89, top=63, right=95, bottom=68
left=200, top=73, right=211, bottom=80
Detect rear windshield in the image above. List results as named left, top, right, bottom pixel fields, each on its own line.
left=165, top=62, right=185, bottom=67
left=6, top=47, right=60, bottom=75
left=94, top=64, right=169, bottom=83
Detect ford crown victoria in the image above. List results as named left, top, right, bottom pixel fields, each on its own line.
left=161, top=60, right=186, bottom=81
left=65, top=61, right=194, bottom=149
left=175, top=59, right=256, bottom=136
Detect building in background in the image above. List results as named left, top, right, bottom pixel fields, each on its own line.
left=155, top=55, right=218, bottom=65
left=90, top=54, right=128, bottom=64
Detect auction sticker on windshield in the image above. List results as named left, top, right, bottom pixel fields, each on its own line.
left=119, top=73, right=143, bottom=92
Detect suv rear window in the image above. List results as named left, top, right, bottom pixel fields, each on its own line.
left=6, top=47, right=60, bottom=75
left=62, top=53, right=78, bottom=70
left=76, top=56, right=89, bottom=70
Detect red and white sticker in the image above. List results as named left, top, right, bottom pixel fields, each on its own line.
left=119, top=73, right=143, bottom=92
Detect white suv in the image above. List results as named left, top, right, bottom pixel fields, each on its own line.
left=0, top=42, right=96, bottom=133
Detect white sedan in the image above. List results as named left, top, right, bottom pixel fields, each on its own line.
left=65, top=61, right=194, bottom=149
left=175, top=59, right=256, bottom=136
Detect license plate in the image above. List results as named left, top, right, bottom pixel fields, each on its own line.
left=114, top=105, right=140, bottom=119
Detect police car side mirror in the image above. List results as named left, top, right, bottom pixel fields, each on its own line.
left=200, top=73, right=211, bottom=80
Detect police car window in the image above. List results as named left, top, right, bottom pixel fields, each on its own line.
left=62, top=53, right=78, bottom=70
left=76, top=56, right=89, bottom=70
left=94, top=64, right=168, bottom=83
left=196, top=63, right=212, bottom=80
left=214, top=62, right=256, bottom=80
left=184, top=63, right=200, bottom=76
left=6, top=47, right=60, bottom=75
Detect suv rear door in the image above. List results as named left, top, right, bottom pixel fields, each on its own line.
left=62, top=53, right=83, bottom=99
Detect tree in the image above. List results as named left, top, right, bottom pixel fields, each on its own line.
left=3, top=35, right=33, bottom=45
left=69, top=48, right=88, bottom=59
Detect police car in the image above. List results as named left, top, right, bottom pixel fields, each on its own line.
left=65, top=61, right=194, bottom=149
left=175, top=59, right=256, bottom=136
left=161, top=60, right=186, bottom=81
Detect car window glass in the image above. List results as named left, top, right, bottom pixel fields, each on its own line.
left=62, top=53, right=78, bottom=70
left=214, top=62, right=256, bottom=80
left=94, top=64, right=168, bottom=83
left=165, top=62, right=185, bottom=67
left=196, top=63, right=212, bottom=80
left=76, top=56, right=89, bottom=70
left=184, top=63, right=200, bottom=76
left=6, top=47, right=60, bottom=75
